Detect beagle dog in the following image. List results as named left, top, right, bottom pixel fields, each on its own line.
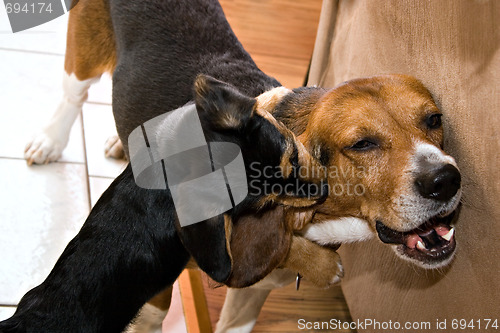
left=5, top=0, right=461, bottom=332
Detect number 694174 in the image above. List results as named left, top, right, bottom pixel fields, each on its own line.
left=5, top=2, right=53, bottom=14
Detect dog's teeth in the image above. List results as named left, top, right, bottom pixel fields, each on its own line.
left=441, top=228, right=455, bottom=241
left=417, top=241, right=426, bottom=251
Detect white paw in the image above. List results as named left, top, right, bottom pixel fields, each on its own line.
left=104, top=135, right=126, bottom=160
left=24, top=132, right=65, bottom=165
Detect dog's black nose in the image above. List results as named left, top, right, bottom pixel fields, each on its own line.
left=415, top=164, right=461, bottom=201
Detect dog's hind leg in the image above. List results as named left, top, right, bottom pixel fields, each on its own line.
left=124, top=286, right=173, bottom=333
left=25, top=0, right=117, bottom=164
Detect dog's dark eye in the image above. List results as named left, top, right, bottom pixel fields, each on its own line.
left=348, top=139, right=378, bottom=151
left=425, top=113, right=442, bottom=129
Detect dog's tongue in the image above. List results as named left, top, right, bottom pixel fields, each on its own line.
left=406, top=233, right=422, bottom=249
left=434, top=225, right=452, bottom=237
left=405, top=224, right=454, bottom=250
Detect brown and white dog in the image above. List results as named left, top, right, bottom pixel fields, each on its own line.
left=13, top=0, right=461, bottom=332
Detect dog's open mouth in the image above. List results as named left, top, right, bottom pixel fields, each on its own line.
left=376, top=212, right=457, bottom=267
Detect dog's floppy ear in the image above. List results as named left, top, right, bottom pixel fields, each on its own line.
left=176, top=216, right=232, bottom=283
left=174, top=75, right=254, bottom=283
left=176, top=207, right=291, bottom=287
left=194, top=74, right=255, bottom=130
left=225, top=206, right=292, bottom=288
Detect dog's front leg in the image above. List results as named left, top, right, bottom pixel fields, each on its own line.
left=281, top=208, right=344, bottom=288
left=282, top=236, right=344, bottom=288
left=216, top=288, right=271, bottom=333
left=216, top=269, right=296, bottom=333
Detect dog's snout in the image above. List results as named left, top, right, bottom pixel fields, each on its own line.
left=415, top=164, right=461, bottom=201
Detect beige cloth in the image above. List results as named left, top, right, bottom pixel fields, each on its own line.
left=307, top=0, right=500, bottom=330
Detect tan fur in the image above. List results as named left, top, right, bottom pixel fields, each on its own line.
left=223, top=215, right=233, bottom=264
left=280, top=236, right=342, bottom=289
left=285, top=207, right=316, bottom=231
left=255, top=87, right=291, bottom=119
left=147, top=286, right=173, bottom=311
left=65, top=0, right=117, bottom=79
left=276, top=208, right=343, bottom=288
left=278, top=139, right=294, bottom=179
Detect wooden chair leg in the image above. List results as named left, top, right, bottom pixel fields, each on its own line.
left=178, top=269, right=213, bottom=333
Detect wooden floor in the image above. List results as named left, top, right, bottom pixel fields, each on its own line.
left=198, top=1, right=356, bottom=332
left=203, top=279, right=355, bottom=333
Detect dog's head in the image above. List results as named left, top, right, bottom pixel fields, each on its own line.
left=290, top=75, right=461, bottom=268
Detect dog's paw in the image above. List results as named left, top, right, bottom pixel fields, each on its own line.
left=104, top=135, right=126, bottom=160
left=24, top=132, right=65, bottom=165
left=311, top=250, right=344, bottom=289
left=286, top=236, right=344, bottom=289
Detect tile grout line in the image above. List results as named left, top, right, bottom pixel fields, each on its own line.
left=78, top=109, right=93, bottom=211
left=89, top=174, right=117, bottom=180
left=87, top=101, right=112, bottom=106
left=0, top=156, right=85, bottom=165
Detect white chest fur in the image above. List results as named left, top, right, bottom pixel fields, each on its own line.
left=300, top=217, right=374, bottom=244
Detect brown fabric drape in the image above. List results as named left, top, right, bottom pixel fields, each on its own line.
left=307, top=1, right=500, bottom=330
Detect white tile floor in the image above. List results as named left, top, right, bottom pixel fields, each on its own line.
left=0, top=9, right=187, bottom=333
